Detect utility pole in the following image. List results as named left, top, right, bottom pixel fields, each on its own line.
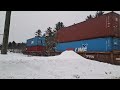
left=1, top=11, right=11, bottom=54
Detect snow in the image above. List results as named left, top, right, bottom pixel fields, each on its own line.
left=0, top=50, right=120, bottom=79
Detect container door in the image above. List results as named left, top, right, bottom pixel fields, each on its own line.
left=113, top=38, right=119, bottom=50
left=118, top=16, right=120, bottom=37
left=119, top=38, right=120, bottom=50
left=113, top=16, right=119, bottom=37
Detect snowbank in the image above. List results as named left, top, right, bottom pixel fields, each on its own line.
left=60, top=51, right=81, bottom=57
left=0, top=51, right=120, bottom=79
left=47, top=51, right=86, bottom=61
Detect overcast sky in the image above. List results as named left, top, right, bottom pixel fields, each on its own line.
left=0, top=11, right=120, bottom=44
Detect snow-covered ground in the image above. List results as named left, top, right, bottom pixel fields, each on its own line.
left=0, top=51, right=120, bottom=79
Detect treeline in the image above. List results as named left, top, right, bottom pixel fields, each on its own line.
left=0, top=41, right=26, bottom=52
left=8, top=41, right=26, bottom=49
left=8, top=41, right=26, bottom=52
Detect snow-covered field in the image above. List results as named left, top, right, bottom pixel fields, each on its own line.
left=0, top=51, right=120, bottom=79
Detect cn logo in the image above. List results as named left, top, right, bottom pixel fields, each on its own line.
left=75, top=44, right=88, bottom=52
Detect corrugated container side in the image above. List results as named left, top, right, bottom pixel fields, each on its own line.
left=57, top=12, right=120, bottom=43
left=27, top=37, right=37, bottom=46
left=37, top=37, right=46, bottom=46
left=56, top=37, right=120, bottom=52
left=26, top=46, right=45, bottom=52
left=26, top=36, right=46, bottom=46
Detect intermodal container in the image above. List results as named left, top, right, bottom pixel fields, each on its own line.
left=26, top=36, right=46, bottom=47
left=57, top=12, right=120, bottom=43
left=56, top=37, right=120, bottom=52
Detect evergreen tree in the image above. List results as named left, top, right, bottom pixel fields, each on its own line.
left=45, top=27, right=56, bottom=55
left=53, top=22, right=65, bottom=49
left=55, top=22, right=65, bottom=31
left=20, top=42, right=26, bottom=51
left=35, top=29, right=42, bottom=37
left=10, top=41, right=16, bottom=52
left=86, top=14, right=93, bottom=20
left=45, top=27, right=52, bottom=37
left=44, top=22, right=65, bottom=55
left=12, top=41, right=16, bottom=48
left=95, top=11, right=104, bottom=17
left=17, top=43, right=21, bottom=49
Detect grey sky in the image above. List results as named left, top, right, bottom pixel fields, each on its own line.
left=0, top=11, right=120, bottom=44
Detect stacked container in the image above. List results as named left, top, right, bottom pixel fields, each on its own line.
left=56, top=12, right=120, bottom=64
left=26, top=36, right=46, bottom=53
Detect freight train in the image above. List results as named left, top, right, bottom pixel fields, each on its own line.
left=24, top=11, right=120, bottom=65
left=25, top=36, right=47, bottom=56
